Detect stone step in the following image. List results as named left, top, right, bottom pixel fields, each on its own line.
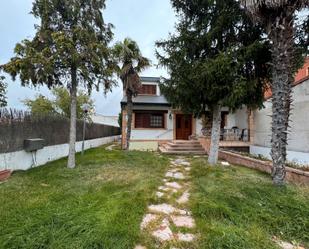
left=166, top=142, right=202, bottom=148
left=172, top=140, right=200, bottom=145
left=164, top=145, right=204, bottom=152
left=159, top=147, right=206, bottom=155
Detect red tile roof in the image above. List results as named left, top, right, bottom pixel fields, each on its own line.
left=264, top=57, right=309, bottom=99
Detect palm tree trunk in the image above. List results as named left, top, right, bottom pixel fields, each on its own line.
left=208, top=104, right=221, bottom=165
left=125, top=92, right=133, bottom=150
left=269, top=10, right=294, bottom=185
left=67, top=67, right=77, bottom=169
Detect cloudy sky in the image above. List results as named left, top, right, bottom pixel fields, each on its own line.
left=0, top=0, right=177, bottom=116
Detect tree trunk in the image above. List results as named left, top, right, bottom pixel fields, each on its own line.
left=125, top=91, right=133, bottom=150
left=67, top=68, right=78, bottom=169
left=269, top=10, right=294, bottom=185
left=208, top=104, right=221, bottom=165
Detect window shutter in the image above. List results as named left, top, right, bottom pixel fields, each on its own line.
left=138, top=85, right=157, bottom=95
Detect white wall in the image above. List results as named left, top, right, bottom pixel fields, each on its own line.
left=0, top=135, right=120, bottom=171
left=250, top=145, right=309, bottom=165
left=226, top=106, right=248, bottom=129
left=251, top=78, right=309, bottom=161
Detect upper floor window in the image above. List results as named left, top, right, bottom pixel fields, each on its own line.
left=138, top=84, right=157, bottom=95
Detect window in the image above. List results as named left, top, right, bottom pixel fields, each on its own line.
left=138, top=84, right=157, bottom=95
left=135, top=112, right=165, bottom=128
left=150, top=114, right=164, bottom=128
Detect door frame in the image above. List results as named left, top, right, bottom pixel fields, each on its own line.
left=174, top=113, right=194, bottom=140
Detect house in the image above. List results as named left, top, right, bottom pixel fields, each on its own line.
left=120, top=58, right=309, bottom=163
left=250, top=57, right=309, bottom=164
left=120, top=77, right=253, bottom=152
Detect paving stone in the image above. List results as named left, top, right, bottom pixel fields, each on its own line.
left=221, top=161, right=230, bottom=166
left=177, top=191, right=190, bottom=204
left=176, top=233, right=195, bottom=242
left=178, top=209, right=191, bottom=215
left=174, top=159, right=186, bottom=164
left=165, top=172, right=174, bottom=178
left=165, top=182, right=182, bottom=189
left=141, top=213, right=158, bottom=230
left=148, top=204, right=177, bottom=214
left=185, top=167, right=191, bottom=172
left=171, top=215, right=195, bottom=228
left=180, top=162, right=191, bottom=166
left=276, top=240, right=305, bottom=249
left=159, top=186, right=178, bottom=193
left=165, top=172, right=185, bottom=180
left=134, top=245, right=147, bottom=249
left=156, top=191, right=164, bottom=198
left=152, top=219, right=173, bottom=242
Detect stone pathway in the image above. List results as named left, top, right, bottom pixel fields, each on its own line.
left=135, top=157, right=197, bottom=249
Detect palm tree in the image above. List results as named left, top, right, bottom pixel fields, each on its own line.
left=240, top=1, right=308, bottom=185
left=113, top=38, right=151, bottom=150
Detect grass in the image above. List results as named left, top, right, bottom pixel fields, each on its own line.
left=0, top=144, right=169, bottom=249
left=1, top=148, right=309, bottom=249
left=190, top=157, right=309, bottom=249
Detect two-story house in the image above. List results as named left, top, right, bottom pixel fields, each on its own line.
left=120, top=77, right=252, bottom=153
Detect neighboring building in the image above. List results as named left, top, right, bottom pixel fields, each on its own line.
left=120, top=77, right=251, bottom=151
left=250, top=57, right=309, bottom=164
left=91, top=114, right=119, bottom=127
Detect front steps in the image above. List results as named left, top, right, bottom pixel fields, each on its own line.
left=159, top=140, right=206, bottom=155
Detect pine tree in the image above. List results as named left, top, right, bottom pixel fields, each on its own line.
left=2, top=0, right=115, bottom=168
left=157, top=0, right=271, bottom=164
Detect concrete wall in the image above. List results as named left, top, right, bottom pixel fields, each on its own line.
left=250, top=145, right=309, bottom=165
left=0, top=135, right=120, bottom=171
left=251, top=78, right=309, bottom=164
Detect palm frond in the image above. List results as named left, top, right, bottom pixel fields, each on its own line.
left=241, top=0, right=308, bottom=14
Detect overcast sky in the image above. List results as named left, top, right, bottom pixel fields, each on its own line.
left=0, top=0, right=177, bottom=116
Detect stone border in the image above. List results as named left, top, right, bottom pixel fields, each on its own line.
left=219, top=150, right=309, bottom=185
left=0, top=170, right=12, bottom=182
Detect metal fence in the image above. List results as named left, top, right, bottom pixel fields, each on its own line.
left=0, top=109, right=121, bottom=153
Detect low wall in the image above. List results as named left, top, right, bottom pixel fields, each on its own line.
left=219, top=150, right=309, bottom=185
left=0, top=135, right=120, bottom=171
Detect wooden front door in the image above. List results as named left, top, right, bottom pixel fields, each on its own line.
left=176, top=114, right=192, bottom=140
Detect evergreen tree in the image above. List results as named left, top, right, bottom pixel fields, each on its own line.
left=241, top=0, right=308, bottom=185
left=157, top=0, right=271, bottom=164
left=2, top=0, right=115, bottom=168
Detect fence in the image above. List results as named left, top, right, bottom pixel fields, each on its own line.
left=0, top=109, right=121, bottom=153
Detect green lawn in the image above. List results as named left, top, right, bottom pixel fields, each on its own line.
left=0, top=145, right=169, bottom=249
left=1, top=147, right=309, bottom=249
left=190, top=157, right=309, bottom=249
